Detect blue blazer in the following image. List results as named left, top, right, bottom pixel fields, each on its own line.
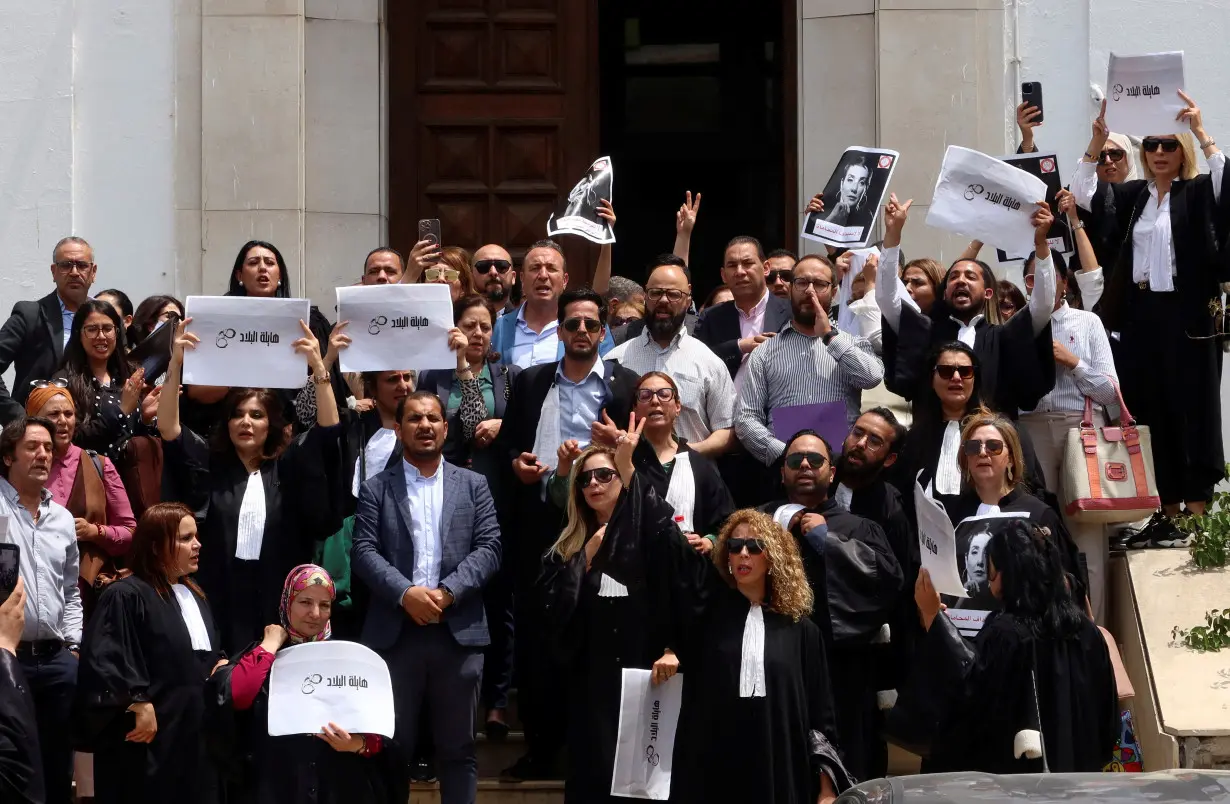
left=491, top=303, right=616, bottom=365
left=351, top=460, right=502, bottom=650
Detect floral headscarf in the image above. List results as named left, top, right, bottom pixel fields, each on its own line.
left=279, top=564, right=335, bottom=644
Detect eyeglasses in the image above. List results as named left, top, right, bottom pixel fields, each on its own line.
left=424, top=267, right=460, bottom=283
left=962, top=438, right=1005, bottom=456
left=636, top=387, right=676, bottom=403
left=848, top=424, right=885, bottom=451
left=792, top=277, right=833, bottom=292
left=1142, top=138, right=1181, bottom=153
left=726, top=537, right=765, bottom=556
left=30, top=379, right=69, bottom=389
left=578, top=467, right=618, bottom=488
left=84, top=324, right=116, bottom=337
left=645, top=288, right=689, bottom=303
left=562, top=317, right=602, bottom=334
left=784, top=451, right=827, bottom=470
left=54, top=260, right=93, bottom=275
left=475, top=259, right=512, bottom=274
left=1099, top=148, right=1126, bottom=164
left=934, top=364, right=975, bottom=380
left=767, top=270, right=794, bottom=285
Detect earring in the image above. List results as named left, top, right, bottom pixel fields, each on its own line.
left=727, top=564, right=733, bottom=574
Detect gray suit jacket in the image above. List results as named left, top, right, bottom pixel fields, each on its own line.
left=351, top=460, right=502, bottom=650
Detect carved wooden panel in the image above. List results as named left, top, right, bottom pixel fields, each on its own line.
left=496, top=26, right=557, bottom=88
left=494, top=126, right=558, bottom=189
left=420, top=126, right=489, bottom=190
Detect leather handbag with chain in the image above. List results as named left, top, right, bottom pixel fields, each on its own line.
left=1061, top=380, right=1159, bottom=523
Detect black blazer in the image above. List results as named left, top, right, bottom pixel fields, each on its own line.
left=0, top=291, right=66, bottom=424
left=693, top=293, right=792, bottom=379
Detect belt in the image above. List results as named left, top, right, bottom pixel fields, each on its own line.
left=17, top=639, right=64, bottom=658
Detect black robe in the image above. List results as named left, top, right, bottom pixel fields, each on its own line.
left=163, top=423, right=339, bottom=654
left=632, top=438, right=735, bottom=538
left=759, top=498, right=903, bottom=782
left=74, top=576, right=224, bottom=804
left=204, top=643, right=397, bottom=804
left=0, top=649, right=44, bottom=804
left=538, top=473, right=677, bottom=804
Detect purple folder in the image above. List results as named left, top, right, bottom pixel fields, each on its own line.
left=771, top=402, right=849, bottom=454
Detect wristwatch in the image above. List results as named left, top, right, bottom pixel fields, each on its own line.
left=822, top=330, right=838, bottom=346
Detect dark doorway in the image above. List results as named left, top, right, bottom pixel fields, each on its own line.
left=597, top=2, right=795, bottom=300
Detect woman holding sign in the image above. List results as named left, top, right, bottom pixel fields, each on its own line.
left=205, top=565, right=395, bottom=804
left=158, top=318, right=342, bottom=655
left=1074, top=94, right=1228, bottom=543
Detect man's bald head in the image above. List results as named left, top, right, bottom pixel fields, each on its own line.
left=472, top=243, right=516, bottom=304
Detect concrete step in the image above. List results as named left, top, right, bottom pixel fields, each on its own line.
left=409, top=779, right=564, bottom=803
left=476, top=730, right=530, bottom=778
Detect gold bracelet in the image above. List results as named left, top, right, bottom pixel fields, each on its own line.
left=310, top=371, right=332, bottom=385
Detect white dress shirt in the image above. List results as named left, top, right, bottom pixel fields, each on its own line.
left=509, top=304, right=561, bottom=368
left=404, top=459, right=445, bottom=588
left=0, top=478, right=82, bottom=644
left=1023, top=302, right=1119, bottom=414
left=733, top=290, right=770, bottom=393
left=234, top=472, right=267, bottom=561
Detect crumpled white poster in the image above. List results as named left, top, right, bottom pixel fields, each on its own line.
left=925, top=145, right=1049, bottom=257
left=267, top=641, right=396, bottom=738
left=611, top=668, right=683, bottom=800
left=912, top=478, right=968, bottom=599
left=1105, top=51, right=1186, bottom=137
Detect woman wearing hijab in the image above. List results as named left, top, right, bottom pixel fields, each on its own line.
left=206, top=565, right=394, bottom=804
left=74, top=503, right=226, bottom=804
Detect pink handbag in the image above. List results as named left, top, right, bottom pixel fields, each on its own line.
left=1062, top=382, right=1160, bottom=524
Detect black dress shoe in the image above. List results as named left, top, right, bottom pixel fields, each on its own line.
left=485, top=718, right=510, bottom=742
left=501, top=753, right=555, bottom=781
left=410, top=757, right=438, bottom=784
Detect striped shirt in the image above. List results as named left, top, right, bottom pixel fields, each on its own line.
left=606, top=327, right=734, bottom=444
left=1023, top=302, right=1119, bottom=414
left=735, top=324, right=884, bottom=464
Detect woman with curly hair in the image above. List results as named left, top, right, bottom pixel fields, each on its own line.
left=603, top=415, right=851, bottom=804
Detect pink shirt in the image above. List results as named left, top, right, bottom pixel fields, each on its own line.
left=734, top=290, right=771, bottom=393
left=46, top=444, right=136, bottom=557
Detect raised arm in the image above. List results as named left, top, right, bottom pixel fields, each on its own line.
left=875, top=194, right=914, bottom=334
left=1056, top=188, right=1106, bottom=310
left=294, top=320, right=342, bottom=429
left=1025, top=201, right=1057, bottom=336
left=1177, top=90, right=1224, bottom=203
left=672, top=192, right=700, bottom=266
left=1074, top=100, right=1109, bottom=213
left=157, top=319, right=197, bottom=443
left=592, top=200, right=616, bottom=296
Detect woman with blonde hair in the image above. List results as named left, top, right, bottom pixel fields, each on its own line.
left=1074, top=93, right=1227, bottom=544
left=422, top=246, right=476, bottom=302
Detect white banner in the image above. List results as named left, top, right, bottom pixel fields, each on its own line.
left=1105, top=51, right=1186, bottom=137
left=912, top=478, right=968, bottom=599
left=267, top=641, right=396, bottom=738
left=182, top=296, right=311, bottom=389
left=926, top=145, right=1048, bottom=257
left=611, top=669, right=683, bottom=800
left=335, top=283, right=455, bottom=373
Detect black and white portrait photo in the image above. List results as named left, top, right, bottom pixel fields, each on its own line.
left=547, top=155, right=616, bottom=245
left=943, top=512, right=1033, bottom=636
left=994, top=151, right=1074, bottom=263
left=802, top=146, right=899, bottom=248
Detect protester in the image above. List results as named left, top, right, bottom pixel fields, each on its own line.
left=423, top=246, right=476, bottom=303
left=0, top=577, right=45, bottom=804
left=759, top=430, right=902, bottom=781
left=764, top=249, right=797, bottom=299
left=699, top=284, right=733, bottom=312
left=470, top=245, right=516, bottom=316
left=128, top=295, right=184, bottom=349
left=95, top=290, right=133, bottom=333
left=207, top=565, right=396, bottom=804
left=0, top=416, right=82, bottom=804
left=75, top=503, right=225, bottom=804
left=609, top=299, right=644, bottom=329
left=899, top=257, right=945, bottom=316
left=158, top=319, right=341, bottom=654
left=908, top=521, right=1119, bottom=772
left=361, top=247, right=405, bottom=286
left=996, top=280, right=1026, bottom=321
left=1074, top=94, right=1227, bottom=539
left=351, top=391, right=501, bottom=804
left=0, top=236, right=98, bottom=423
left=607, top=257, right=735, bottom=457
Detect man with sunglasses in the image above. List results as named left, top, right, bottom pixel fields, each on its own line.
left=758, top=430, right=902, bottom=782
left=471, top=244, right=517, bottom=315
left=496, top=286, right=637, bottom=781
left=764, top=249, right=797, bottom=299
left=0, top=237, right=98, bottom=424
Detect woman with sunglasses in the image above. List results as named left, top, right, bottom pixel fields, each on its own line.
left=1074, top=94, right=1228, bottom=543
left=995, top=280, right=1026, bottom=321
left=420, top=245, right=476, bottom=303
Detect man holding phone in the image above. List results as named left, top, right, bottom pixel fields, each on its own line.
left=0, top=416, right=81, bottom=804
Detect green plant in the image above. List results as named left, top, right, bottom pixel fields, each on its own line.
left=1172, top=609, right=1230, bottom=652
left=1176, top=476, right=1230, bottom=569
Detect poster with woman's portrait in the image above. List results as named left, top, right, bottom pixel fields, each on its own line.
left=802, top=147, right=899, bottom=248
left=547, top=156, right=615, bottom=245
left=941, top=511, right=1031, bottom=639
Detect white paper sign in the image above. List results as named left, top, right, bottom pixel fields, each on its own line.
left=912, top=478, right=968, bottom=599
left=1105, top=51, right=1186, bottom=137
left=611, top=669, right=683, bottom=800
left=926, top=146, right=1049, bottom=257
left=182, top=296, right=311, bottom=389
left=335, top=284, right=455, bottom=373
left=267, top=641, right=396, bottom=738
left=838, top=246, right=879, bottom=333
left=802, top=147, right=899, bottom=248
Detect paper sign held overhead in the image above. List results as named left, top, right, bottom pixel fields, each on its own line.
left=548, top=156, right=615, bottom=244
left=994, top=152, right=1073, bottom=263
left=802, top=147, right=899, bottom=249
left=182, top=296, right=311, bottom=389
left=267, top=640, right=396, bottom=738
left=336, top=283, right=456, bottom=374
left=926, top=146, right=1049, bottom=257
left=1105, top=51, right=1186, bottom=137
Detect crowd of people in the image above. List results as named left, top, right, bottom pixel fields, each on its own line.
left=0, top=89, right=1224, bottom=804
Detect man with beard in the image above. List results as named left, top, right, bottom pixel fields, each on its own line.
left=497, top=287, right=637, bottom=780
left=471, top=244, right=518, bottom=317
left=758, top=430, right=902, bottom=782
left=606, top=256, right=735, bottom=457
left=875, top=193, right=1059, bottom=415
left=735, top=254, right=883, bottom=469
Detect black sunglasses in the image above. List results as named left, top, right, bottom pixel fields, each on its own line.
left=578, top=467, right=617, bottom=488
left=636, top=387, right=676, bottom=403
left=962, top=438, right=1005, bottom=456
left=784, top=451, right=827, bottom=470
left=934, top=364, right=975, bottom=380
left=562, top=317, right=602, bottom=333
left=475, top=259, right=512, bottom=274
left=1099, top=148, right=1126, bottom=163
left=767, top=270, right=794, bottom=285
left=1142, top=138, right=1181, bottom=153
left=726, top=537, right=765, bottom=556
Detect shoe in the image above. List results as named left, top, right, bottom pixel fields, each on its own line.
left=1119, top=511, right=1189, bottom=549
left=501, top=753, right=555, bottom=782
left=485, top=714, right=510, bottom=743
left=409, top=757, right=437, bottom=784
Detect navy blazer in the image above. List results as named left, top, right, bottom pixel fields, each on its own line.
left=693, top=293, right=792, bottom=379
left=351, top=460, right=502, bottom=650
